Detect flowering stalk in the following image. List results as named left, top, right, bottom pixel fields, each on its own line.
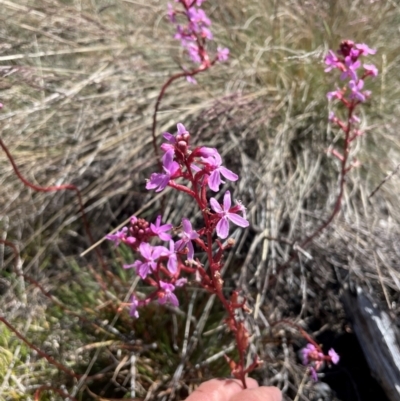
left=275, top=320, right=339, bottom=381
left=108, top=123, right=259, bottom=387
left=301, top=40, right=377, bottom=248
left=274, top=41, right=378, bottom=278
left=151, top=0, right=229, bottom=164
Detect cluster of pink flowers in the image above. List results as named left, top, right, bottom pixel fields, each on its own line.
left=324, top=41, right=378, bottom=166
left=300, top=343, right=340, bottom=381
left=107, top=123, right=248, bottom=318
left=167, top=0, right=229, bottom=83
left=325, top=41, right=377, bottom=106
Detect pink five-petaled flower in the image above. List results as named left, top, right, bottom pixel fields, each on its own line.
left=300, top=343, right=324, bottom=382
left=175, top=218, right=199, bottom=260
left=210, top=191, right=249, bottom=239
left=106, top=227, right=128, bottom=246
left=146, top=149, right=180, bottom=192
left=327, top=88, right=342, bottom=101
left=301, top=344, right=323, bottom=365
left=202, top=151, right=238, bottom=192
left=324, top=50, right=341, bottom=72
left=158, top=281, right=179, bottom=306
left=340, top=56, right=360, bottom=81
left=150, top=215, right=173, bottom=241
left=348, top=79, right=370, bottom=102
left=300, top=343, right=340, bottom=382
left=217, top=47, right=229, bottom=62
left=124, top=242, right=165, bottom=279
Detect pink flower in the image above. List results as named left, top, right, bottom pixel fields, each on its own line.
left=124, top=243, right=166, bottom=279
left=150, top=215, right=173, bottom=241
left=187, top=43, right=202, bottom=63
left=158, top=281, right=179, bottom=306
left=301, top=344, right=318, bottom=365
left=146, top=149, right=180, bottom=192
left=300, top=343, right=339, bottom=381
left=210, top=191, right=249, bottom=239
left=175, top=218, right=199, bottom=260
left=106, top=227, right=128, bottom=246
left=327, top=89, right=342, bottom=100
left=202, top=151, right=238, bottom=192
left=340, top=56, right=360, bottom=80
left=217, top=47, right=229, bottom=62
left=348, top=79, right=369, bottom=102
left=324, top=50, right=341, bottom=72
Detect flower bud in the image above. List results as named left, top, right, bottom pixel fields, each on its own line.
left=177, top=140, right=188, bottom=153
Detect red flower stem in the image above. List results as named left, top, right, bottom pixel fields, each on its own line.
left=299, top=104, right=354, bottom=249
left=275, top=103, right=355, bottom=276
left=151, top=68, right=206, bottom=169
left=34, top=386, right=78, bottom=401
left=0, top=315, right=79, bottom=379
left=0, top=137, right=109, bottom=290
left=186, top=169, right=248, bottom=388
left=273, top=319, right=322, bottom=351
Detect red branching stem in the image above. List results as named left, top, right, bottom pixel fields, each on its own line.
left=0, top=137, right=108, bottom=288
left=0, top=316, right=79, bottom=379
left=273, top=319, right=321, bottom=351
left=151, top=68, right=206, bottom=168
left=276, top=103, right=356, bottom=276
left=186, top=169, right=248, bottom=388
left=1, top=239, right=99, bottom=327
left=299, top=104, right=354, bottom=250
left=34, top=386, right=78, bottom=401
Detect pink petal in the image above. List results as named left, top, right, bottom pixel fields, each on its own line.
left=216, top=217, right=229, bottom=239
left=163, top=132, right=176, bottom=143
left=210, top=198, right=223, bottom=213
left=177, top=123, right=188, bottom=135
left=227, top=213, right=249, bottom=228
left=187, top=241, right=195, bottom=260
left=223, top=191, right=232, bottom=211
left=138, top=263, right=150, bottom=279
left=168, top=255, right=178, bottom=274
left=182, top=218, right=192, bottom=233
left=208, top=170, right=221, bottom=191
left=219, top=166, right=238, bottom=182
left=169, top=292, right=179, bottom=307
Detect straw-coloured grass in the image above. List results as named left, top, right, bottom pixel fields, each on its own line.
left=1, top=0, right=400, bottom=399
